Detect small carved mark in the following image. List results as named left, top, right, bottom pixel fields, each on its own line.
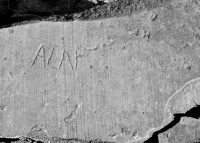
left=64, top=104, right=81, bottom=123
left=151, top=14, right=157, bottom=22
left=75, top=51, right=78, bottom=70
left=193, top=32, right=200, bottom=40
left=74, top=50, right=89, bottom=70
left=9, top=71, right=13, bottom=77
left=0, top=105, right=7, bottom=111
left=84, top=46, right=99, bottom=52
left=129, top=28, right=139, bottom=36
left=64, top=113, right=75, bottom=123
left=142, top=29, right=151, bottom=40
left=121, top=127, right=132, bottom=135
left=184, top=64, right=192, bottom=70
left=109, top=133, right=120, bottom=139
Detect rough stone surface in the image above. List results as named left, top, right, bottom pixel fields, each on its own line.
left=1, top=0, right=200, bottom=143
left=74, top=0, right=172, bottom=20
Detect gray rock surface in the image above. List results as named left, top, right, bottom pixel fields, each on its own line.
left=1, top=0, right=200, bottom=143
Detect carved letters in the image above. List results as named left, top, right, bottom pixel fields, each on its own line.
left=31, top=44, right=75, bottom=70
left=31, top=44, right=98, bottom=70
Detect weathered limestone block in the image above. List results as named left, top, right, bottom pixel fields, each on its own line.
left=0, top=0, right=200, bottom=143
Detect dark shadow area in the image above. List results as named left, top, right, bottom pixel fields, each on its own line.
left=0, top=10, right=45, bottom=28
left=73, top=0, right=172, bottom=21
left=144, top=114, right=183, bottom=143
left=0, top=137, right=42, bottom=143
left=0, top=137, right=115, bottom=143
left=0, top=0, right=107, bottom=29
left=0, top=0, right=173, bottom=29
left=144, top=104, right=200, bottom=143
left=0, top=137, right=21, bottom=143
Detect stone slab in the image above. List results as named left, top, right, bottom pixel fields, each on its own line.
left=0, top=0, right=200, bottom=142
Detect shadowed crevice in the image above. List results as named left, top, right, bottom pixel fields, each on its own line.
left=0, top=0, right=107, bottom=29
left=0, top=137, right=21, bottom=143
left=144, top=104, right=200, bottom=143
left=0, top=137, right=115, bottom=143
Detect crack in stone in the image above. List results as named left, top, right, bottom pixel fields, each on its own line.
left=123, top=77, right=200, bottom=143
left=163, top=77, right=200, bottom=117
left=143, top=102, right=200, bottom=143
left=124, top=78, right=200, bottom=143
left=140, top=77, right=200, bottom=143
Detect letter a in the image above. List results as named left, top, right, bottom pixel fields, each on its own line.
left=31, top=44, right=46, bottom=68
